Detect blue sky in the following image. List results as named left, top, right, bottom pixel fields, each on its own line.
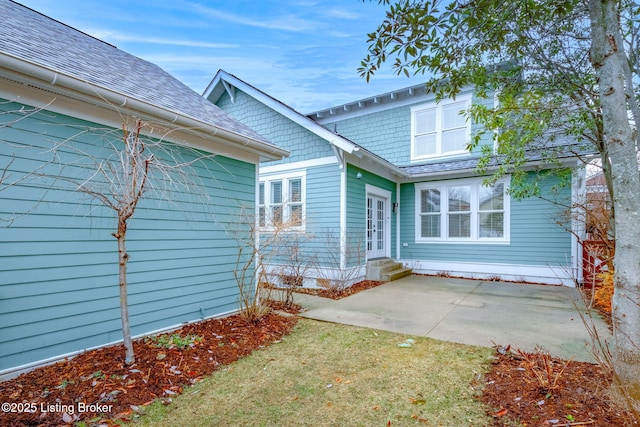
left=17, top=0, right=427, bottom=113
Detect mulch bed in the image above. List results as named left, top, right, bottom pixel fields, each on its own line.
left=0, top=312, right=298, bottom=427
left=482, top=346, right=639, bottom=426
left=280, top=279, right=384, bottom=300
left=2, top=279, right=637, bottom=426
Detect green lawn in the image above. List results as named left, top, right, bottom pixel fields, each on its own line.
left=127, top=319, right=494, bottom=426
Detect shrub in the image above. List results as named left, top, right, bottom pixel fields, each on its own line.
left=594, top=270, right=614, bottom=314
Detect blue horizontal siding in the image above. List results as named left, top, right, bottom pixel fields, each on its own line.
left=0, top=99, right=256, bottom=371
left=306, top=163, right=340, bottom=228
left=399, top=174, right=572, bottom=266
left=262, top=163, right=342, bottom=268
left=346, top=164, right=397, bottom=265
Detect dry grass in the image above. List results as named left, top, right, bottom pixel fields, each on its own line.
left=127, top=319, right=493, bottom=426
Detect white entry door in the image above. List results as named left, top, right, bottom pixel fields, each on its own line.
left=366, top=193, right=389, bottom=259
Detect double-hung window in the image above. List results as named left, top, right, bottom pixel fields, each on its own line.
left=259, top=172, right=305, bottom=230
left=411, top=94, right=471, bottom=160
left=415, top=177, right=509, bottom=243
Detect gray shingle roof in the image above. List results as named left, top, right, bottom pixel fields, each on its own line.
left=401, top=143, right=592, bottom=176
left=0, top=0, right=275, bottom=147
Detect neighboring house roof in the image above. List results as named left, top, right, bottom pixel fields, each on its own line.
left=0, top=0, right=288, bottom=160
left=204, top=70, right=408, bottom=179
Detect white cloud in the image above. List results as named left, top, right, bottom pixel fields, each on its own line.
left=90, top=30, right=238, bottom=48
left=325, top=8, right=362, bottom=20
left=187, top=2, right=325, bottom=33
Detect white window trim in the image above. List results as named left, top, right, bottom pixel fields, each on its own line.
left=414, top=176, right=510, bottom=244
left=410, top=94, right=472, bottom=161
left=259, top=171, right=306, bottom=231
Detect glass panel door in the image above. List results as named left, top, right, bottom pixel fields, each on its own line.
left=366, top=194, right=387, bottom=259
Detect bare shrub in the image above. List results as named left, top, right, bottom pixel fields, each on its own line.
left=516, top=348, right=572, bottom=394
left=230, top=210, right=309, bottom=321
left=271, top=230, right=314, bottom=308
left=314, top=229, right=365, bottom=294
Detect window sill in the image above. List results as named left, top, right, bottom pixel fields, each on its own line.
left=410, top=151, right=471, bottom=163
left=259, top=226, right=306, bottom=233
left=414, top=239, right=510, bottom=245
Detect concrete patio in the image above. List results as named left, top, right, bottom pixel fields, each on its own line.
left=278, top=275, right=611, bottom=362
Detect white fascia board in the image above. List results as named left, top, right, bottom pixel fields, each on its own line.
left=260, top=156, right=339, bottom=175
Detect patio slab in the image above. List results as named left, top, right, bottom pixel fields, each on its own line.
left=293, top=276, right=610, bottom=362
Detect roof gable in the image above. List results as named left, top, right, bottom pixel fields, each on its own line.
left=205, top=70, right=406, bottom=178
left=205, top=70, right=358, bottom=154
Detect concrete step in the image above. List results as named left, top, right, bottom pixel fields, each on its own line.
left=381, top=267, right=413, bottom=282
left=366, top=258, right=412, bottom=282
left=367, top=261, right=402, bottom=278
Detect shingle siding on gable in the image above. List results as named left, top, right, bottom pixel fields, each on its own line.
left=0, top=101, right=255, bottom=372
left=215, top=90, right=334, bottom=165
left=333, top=107, right=412, bottom=165
left=323, top=93, right=494, bottom=166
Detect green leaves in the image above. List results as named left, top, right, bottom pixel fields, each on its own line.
left=361, top=0, right=611, bottom=198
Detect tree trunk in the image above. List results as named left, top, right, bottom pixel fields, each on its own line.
left=116, top=217, right=135, bottom=365
left=589, top=0, right=640, bottom=413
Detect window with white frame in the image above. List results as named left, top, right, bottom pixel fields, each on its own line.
left=259, top=172, right=305, bottom=229
left=415, top=177, right=509, bottom=242
left=411, top=94, right=471, bottom=160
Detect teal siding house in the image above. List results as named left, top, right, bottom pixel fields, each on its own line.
left=0, top=2, right=287, bottom=378
left=205, top=71, right=407, bottom=289
left=206, top=71, right=584, bottom=290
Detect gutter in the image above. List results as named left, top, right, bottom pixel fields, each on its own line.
left=403, top=156, right=584, bottom=181
left=0, top=53, right=289, bottom=160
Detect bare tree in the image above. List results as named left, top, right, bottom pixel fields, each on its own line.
left=315, top=229, right=366, bottom=295
left=0, top=102, right=47, bottom=225
left=53, top=118, right=213, bottom=364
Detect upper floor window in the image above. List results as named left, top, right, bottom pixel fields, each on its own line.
left=415, top=176, right=509, bottom=243
left=259, top=172, right=305, bottom=230
left=411, top=94, right=471, bottom=161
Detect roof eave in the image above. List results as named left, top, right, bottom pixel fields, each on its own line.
left=0, top=53, right=289, bottom=161
left=404, top=155, right=584, bottom=181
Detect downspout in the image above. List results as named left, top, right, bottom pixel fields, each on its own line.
left=336, top=147, right=347, bottom=271
left=572, top=162, right=587, bottom=285
left=255, top=163, right=262, bottom=299
left=396, top=181, right=401, bottom=260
